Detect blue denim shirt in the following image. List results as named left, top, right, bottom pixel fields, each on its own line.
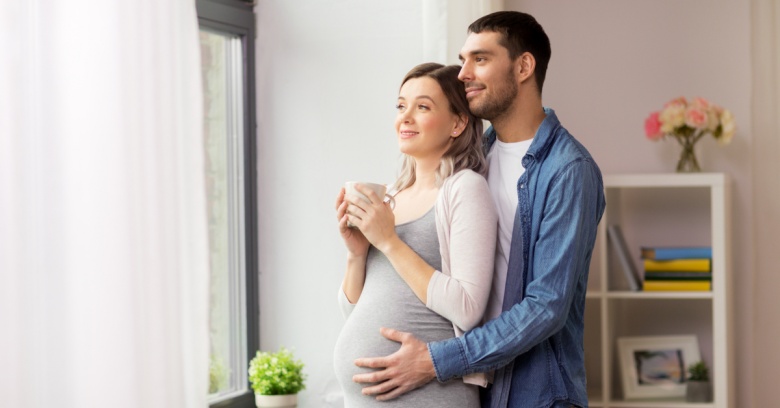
left=428, top=108, right=605, bottom=408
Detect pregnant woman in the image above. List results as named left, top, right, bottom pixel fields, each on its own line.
left=333, top=63, right=498, bottom=407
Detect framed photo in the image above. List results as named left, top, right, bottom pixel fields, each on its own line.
left=617, top=335, right=701, bottom=399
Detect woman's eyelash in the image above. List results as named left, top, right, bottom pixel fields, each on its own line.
left=395, top=103, right=430, bottom=110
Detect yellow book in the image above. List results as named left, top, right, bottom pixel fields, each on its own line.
left=643, top=280, right=712, bottom=291
left=643, top=258, right=711, bottom=272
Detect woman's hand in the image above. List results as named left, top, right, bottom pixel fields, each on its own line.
left=336, top=187, right=370, bottom=257
left=344, top=184, right=398, bottom=254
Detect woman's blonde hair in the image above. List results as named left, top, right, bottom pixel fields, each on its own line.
left=391, top=63, right=485, bottom=193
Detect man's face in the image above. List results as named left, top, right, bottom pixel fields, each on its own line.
left=458, top=31, right=518, bottom=121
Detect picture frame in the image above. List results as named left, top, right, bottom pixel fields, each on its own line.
left=617, top=335, right=701, bottom=400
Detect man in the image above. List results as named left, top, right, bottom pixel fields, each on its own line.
left=352, top=11, right=605, bottom=408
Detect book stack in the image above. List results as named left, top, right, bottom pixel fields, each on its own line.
left=641, top=246, right=713, bottom=291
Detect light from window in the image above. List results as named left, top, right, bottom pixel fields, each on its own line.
left=200, top=28, right=248, bottom=403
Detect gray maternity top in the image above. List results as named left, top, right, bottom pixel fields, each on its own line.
left=333, top=208, right=479, bottom=407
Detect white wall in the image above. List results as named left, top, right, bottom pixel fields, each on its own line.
left=256, top=1, right=759, bottom=407
left=255, top=2, right=426, bottom=406
left=508, top=1, right=753, bottom=406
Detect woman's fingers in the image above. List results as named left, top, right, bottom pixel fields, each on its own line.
left=337, top=200, right=345, bottom=217
left=338, top=213, right=352, bottom=232
left=347, top=203, right=367, bottom=218
left=354, top=184, right=382, bottom=206
left=335, top=187, right=345, bottom=210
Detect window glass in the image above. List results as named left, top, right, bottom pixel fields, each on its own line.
left=200, top=28, right=248, bottom=402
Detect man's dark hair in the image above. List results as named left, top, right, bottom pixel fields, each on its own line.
left=468, top=11, right=551, bottom=94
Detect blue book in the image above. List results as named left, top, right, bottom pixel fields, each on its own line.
left=640, top=246, right=712, bottom=260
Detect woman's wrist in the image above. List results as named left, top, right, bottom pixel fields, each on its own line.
left=376, top=234, right=402, bottom=256
left=346, top=252, right=368, bottom=263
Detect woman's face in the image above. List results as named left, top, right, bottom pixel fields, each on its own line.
left=394, top=77, right=460, bottom=162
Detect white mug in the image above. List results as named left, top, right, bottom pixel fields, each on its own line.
left=344, top=181, right=395, bottom=227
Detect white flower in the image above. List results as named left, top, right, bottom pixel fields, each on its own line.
left=718, top=109, right=736, bottom=145
left=659, top=103, right=686, bottom=133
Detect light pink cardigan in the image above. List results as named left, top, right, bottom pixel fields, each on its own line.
left=338, top=169, right=499, bottom=387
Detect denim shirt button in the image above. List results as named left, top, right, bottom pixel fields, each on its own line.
left=520, top=184, right=525, bottom=189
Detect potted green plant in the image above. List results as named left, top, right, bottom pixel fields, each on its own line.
left=686, top=360, right=712, bottom=402
left=248, top=347, right=306, bottom=408
left=209, top=354, right=228, bottom=394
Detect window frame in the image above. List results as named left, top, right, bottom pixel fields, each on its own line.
left=197, top=1, right=258, bottom=407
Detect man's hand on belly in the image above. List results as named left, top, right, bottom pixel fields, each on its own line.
left=352, top=327, right=436, bottom=401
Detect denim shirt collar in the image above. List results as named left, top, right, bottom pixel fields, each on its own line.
left=482, top=107, right=560, bottom=161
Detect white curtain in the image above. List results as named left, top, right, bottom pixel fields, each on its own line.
left=0, top=1, right=209, bottom=407
left=750, top=0, right=780, bottom=405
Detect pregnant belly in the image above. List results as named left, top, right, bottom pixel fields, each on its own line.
left=333, top=287, right=455, bottom=395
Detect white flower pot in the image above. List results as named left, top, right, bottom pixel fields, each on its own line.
left=255, top=393, right=297, bottom=408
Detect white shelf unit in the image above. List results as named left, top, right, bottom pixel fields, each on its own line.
left=584, top=173, right=734, bottom=408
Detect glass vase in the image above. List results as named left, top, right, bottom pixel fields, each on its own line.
left=676, top=137, right=701, bottom=173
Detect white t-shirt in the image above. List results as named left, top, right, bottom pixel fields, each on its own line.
left=485, top=138, right=533, bottom=320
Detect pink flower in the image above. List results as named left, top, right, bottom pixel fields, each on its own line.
left=645, top=96, right=735, bottom=153
left=690, top=97, right=711, bottom=110
left=691, top=98, right=719, bottom=131
left=664, top=96, right=688, bottom=108
left=644, top=112, right=663, bottom=140
left=685, top=106, right=708, bottom=129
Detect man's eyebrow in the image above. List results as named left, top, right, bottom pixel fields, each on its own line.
left=459, top=49, right=493, bottom=62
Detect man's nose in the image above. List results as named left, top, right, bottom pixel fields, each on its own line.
left=458, top=63, right=471, bottom=82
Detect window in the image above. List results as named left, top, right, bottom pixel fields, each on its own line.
left=197, top=1, right=258, bottom=407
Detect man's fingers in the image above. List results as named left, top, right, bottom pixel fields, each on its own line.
left=354, top=356, right=390, bottom=370
left=375, top=385, right=408, bottom=401
left=352, top=371, right=375, bottom=384
left=352, top=329, right=432, bottom=400
left=353, top=367, right=392, bottom=385
left=379, top=327, right=406, bottom=343
left=360, top=379, right=397, bottom=396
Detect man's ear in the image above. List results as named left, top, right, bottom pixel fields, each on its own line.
left=514, top=51, right=536, bottom=85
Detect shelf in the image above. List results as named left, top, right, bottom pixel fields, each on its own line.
left=586, top=291, right=602, bottom=299
left=587, top=290, right=713, bottom=300
left=604, top=400, right=714, bottom=408
left=587, top=172, right=732, bottom=408
left=603, top=173, right=726, bottom=188
left=605, top=291, right=713, bottom=300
